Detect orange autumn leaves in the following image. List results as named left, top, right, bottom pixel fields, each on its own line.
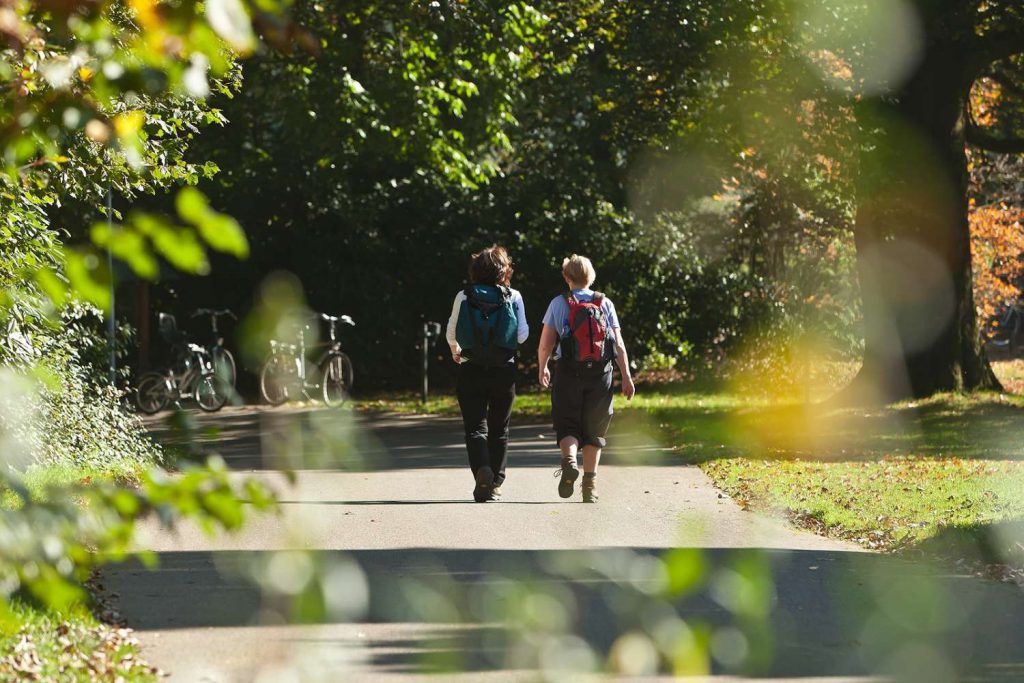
left=971, top=201, right=1024, bottom=335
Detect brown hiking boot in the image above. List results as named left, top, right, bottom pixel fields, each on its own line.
left=554, top=457, right=579, bottom=499
left=473, top=466, right=495, bottom=502
left=581, top=473, right=598, bottom=503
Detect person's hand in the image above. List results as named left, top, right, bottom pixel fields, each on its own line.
left=621, top=375, right=636, bottom=401
left=539, top=365, right=551, bottom=389
left=451, top=345, right=463, bottom=364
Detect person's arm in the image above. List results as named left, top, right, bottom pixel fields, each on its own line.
left=613, top=330, right=635, bottom=400
left=514, top=291, right=530, bottom=344
left=445, top=292, right=465, bottom=363
left=538, top=324, right=558, bottom=388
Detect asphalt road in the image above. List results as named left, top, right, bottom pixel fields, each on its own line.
left=103, top=406, right=1024, bottom=682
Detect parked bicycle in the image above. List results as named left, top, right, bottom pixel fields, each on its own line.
left=191, top=308, right=237, bottom=390
left=259, top=313, right=355, bottom=407
left=135, top=313, right=230, bottom=414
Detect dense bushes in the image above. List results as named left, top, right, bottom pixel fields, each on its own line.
left=0, top=299, right=159, bottom=476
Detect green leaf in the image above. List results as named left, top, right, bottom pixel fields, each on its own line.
left=91, top=222, right=159, bottom=280
left=198, top=214, right=249, bottom=258
left=175, top=187, right=210, bottom=225
left=663, top=548, right=706, bottom=597
left=64, top=250, right=111, bottom=311
left=150, top=225, right=210, bottom=275
left=34, top=268, right=68, bottom=308
left=176, top=188, right=249, bottom=258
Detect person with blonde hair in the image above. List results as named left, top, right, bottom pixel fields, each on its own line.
left=446, top=245, right=529, bottom=502
left=537, top=254, right=635, bottom=503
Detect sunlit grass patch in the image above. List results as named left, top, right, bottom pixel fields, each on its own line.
left=354, top=383, right=759, bottom=420
left=993, top=358, right=1024, bottom=395
left=0, top=601, right=157, bottom=682
left=688, top=390, right=1024, bottom=562
left=0, top=463, right=147, bottom=510
left=705, top=456, right=1024, bottom=550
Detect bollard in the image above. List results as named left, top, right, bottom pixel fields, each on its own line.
left=422, top=321, right=442, bottom=403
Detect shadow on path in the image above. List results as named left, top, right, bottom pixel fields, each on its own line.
left=145, top=408, right=681, bottom=472
left=105, top=546, right=1024, bottom=680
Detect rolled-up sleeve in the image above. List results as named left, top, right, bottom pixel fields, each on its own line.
left=605, top=298, right=620, bottom=329
left=445, top=291, right=465, bottom=347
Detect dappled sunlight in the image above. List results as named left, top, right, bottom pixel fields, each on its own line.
left=657, top=379, right=1024, bottom=465
left=119, top=397, right=1024, bottom=680
left=993, top=359, right=1024, bottom=395
left=795, top=0, right=924, bottom=96
left=6, top=0, right=1024, bottom=677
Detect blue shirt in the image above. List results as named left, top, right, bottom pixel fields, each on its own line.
left=542, top=289, right=619, bottom=358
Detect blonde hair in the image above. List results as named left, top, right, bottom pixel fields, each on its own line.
left=562, top=254, right=596, bottom=288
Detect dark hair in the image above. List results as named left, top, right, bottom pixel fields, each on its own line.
left=469, top=245, right=513, bottom=287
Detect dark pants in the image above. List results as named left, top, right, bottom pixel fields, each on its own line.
left=456, top=363, right=516, bottom=486
left=551, top=364, right=614, bottom=448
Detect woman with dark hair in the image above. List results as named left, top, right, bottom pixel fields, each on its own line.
left=446, top=245, right=529, bottom=502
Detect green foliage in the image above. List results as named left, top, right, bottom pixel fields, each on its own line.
left=0, top=0, right=288, bottom=649
left=177, top=0, right=865, bottom=390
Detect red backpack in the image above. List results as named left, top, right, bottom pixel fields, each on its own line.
left=561, top=292, right=615, bottom=372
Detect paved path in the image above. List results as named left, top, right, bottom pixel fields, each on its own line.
left=104, top=406, right=1024, bottom=682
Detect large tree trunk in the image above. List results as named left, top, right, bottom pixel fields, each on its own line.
left=848, top=27, right=1001, bottom=401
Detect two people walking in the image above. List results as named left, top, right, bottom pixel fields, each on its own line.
left=445, top=247, right=635, bottom=503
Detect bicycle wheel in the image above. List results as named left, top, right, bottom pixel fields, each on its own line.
left=321, top=352, right=354, bottom=407
left=212, top=346, right=237, bottom=390
left=136, top=372, right=172, bottom=415
left=260, top=351, right=299, bottom=406
left=194, top=374, right=229, bottom=412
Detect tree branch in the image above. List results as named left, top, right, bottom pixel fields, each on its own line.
left=966, top=122, right=1024, bottom=154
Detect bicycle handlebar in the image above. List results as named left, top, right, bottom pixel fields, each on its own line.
left=192, top=308, right=237, bottom=319
left=319, top=313, right=355, bottom=326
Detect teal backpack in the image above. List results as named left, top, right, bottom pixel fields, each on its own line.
left=455, top=285, right=519, bottom=367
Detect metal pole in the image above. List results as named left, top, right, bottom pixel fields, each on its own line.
left=422, top=323, right=429, bottom=403
left=107, top=187, right=116, bottom=387
left=421, top=321, right=441, bottom=403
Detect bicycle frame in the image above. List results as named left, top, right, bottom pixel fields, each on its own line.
left=160, top=344, right=217, bottom=400
left=267, top=314, right=354, bottom=398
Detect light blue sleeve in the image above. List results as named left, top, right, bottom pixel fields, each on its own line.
left=513, top=290, right=529, bottom=344
left=542, top=296, right=566, bottom=334
left=604, top=298, right=620, bottom=329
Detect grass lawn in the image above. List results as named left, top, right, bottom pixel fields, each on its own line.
left=0, top=600, right=157, bottom=681
left=0, top=462, right=147, bottom=510
left=360, top=361, right=1024, bottom=572
left=694, top=362, right=1024, bottom=563
left=0, top=464, right=154, bottom=678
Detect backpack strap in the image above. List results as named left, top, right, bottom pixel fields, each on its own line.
left=591, top=291, right=605, bottom=306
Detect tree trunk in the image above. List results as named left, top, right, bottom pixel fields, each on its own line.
left=848, top=35, right=1001, bottom=401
